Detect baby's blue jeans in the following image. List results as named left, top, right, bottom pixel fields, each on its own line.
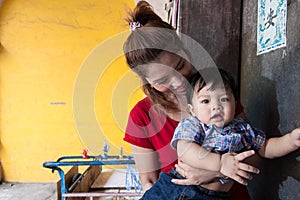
left=140, top=169, right=229, bottom=200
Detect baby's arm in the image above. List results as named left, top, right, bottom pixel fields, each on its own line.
left=177, top=140, right=221, bottom=171
left=177, top=139, right=257, bottom=183
left=259, top=128, right=300, bottom=158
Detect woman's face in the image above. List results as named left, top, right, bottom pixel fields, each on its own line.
left=144, top=51, right=196, bottom=94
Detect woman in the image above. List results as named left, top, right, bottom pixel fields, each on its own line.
left=123, top=1, right=257, bottom=199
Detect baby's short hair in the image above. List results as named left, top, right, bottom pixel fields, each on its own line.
left=186, top=68, right=237, bottom=104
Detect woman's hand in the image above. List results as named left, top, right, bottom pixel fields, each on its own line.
left=171, top=159, right=219, bottom=185
left=220, top=150, right=260, bottom=185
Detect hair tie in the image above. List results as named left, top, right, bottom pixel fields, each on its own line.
left=130, top=21, right=142, bottom=31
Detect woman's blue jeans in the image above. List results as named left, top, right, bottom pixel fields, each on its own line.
left=140, top=169, right=229, bottom=200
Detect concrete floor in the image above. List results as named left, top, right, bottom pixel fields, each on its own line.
left=0, top=182, right=57, bottom=200
left=0, top=167, right=140, bottom=200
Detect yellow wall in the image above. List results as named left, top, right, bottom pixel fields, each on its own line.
left=0, top=0, right=143, bottom=182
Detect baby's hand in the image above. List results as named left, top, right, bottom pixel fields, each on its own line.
left=290, top=127, right=300, bottom=147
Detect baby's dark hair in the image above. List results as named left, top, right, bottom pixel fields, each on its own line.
left=186, top=68, right=237, bottom=104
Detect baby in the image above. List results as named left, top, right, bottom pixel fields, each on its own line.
left=140, top=68, right=300, bottom=200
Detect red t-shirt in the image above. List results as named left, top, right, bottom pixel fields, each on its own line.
left=124, top=97, right=179, bottom=173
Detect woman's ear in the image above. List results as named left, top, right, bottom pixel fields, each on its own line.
left=187, top=104, right=196, bottom=116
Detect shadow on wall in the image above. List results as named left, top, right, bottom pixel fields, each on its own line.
left=244, top=65, right=300, bottom=200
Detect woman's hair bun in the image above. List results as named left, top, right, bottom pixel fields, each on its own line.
left=127, top=0, right=162, bottom=26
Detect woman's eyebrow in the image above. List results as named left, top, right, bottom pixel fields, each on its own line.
left=174, top=58, right=183, bottom=70
left=152, top=77, right=168, bottom=83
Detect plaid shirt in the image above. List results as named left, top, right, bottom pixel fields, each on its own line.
left=171, top=116, right=266, bottom=153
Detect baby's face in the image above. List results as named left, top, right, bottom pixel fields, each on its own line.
left=189, top=83, right=236, bottom=128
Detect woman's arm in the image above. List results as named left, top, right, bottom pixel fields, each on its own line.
left=130, top=144, right=160, bottom=192
left=258, top=128, right=300, bottom=158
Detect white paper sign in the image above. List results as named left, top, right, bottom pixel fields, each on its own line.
left=257, top=0, right=287, bottom=55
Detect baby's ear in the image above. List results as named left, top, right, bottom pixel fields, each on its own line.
left=187, top=104, right=196, bottom=116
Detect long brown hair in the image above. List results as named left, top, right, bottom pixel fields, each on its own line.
left=123, top=1, right=186, bottom=112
